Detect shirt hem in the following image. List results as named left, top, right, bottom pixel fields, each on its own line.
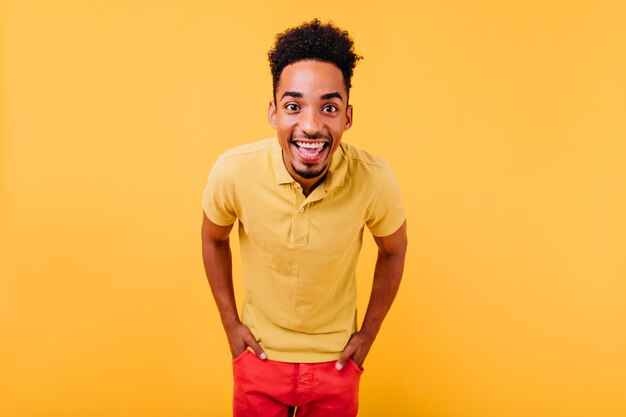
left=264, top=349, right=342, bottom=363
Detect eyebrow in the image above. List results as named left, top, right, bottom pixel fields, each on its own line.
left=281, top=91, right=303, bottom=100
left=280, top=91, right=344, bottom=102
left=320, top=92, right=343, bottom=102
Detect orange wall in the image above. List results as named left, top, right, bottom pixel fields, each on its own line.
left=1, top=1, right=625, bottom=416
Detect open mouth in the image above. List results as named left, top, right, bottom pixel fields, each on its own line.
left=291, top=139, right=331, bottom=165
left=293, top=140, right=329, bottom=158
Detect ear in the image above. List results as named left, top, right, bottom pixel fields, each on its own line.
left=344, top=104, right=353, bottom=130
left=268, top=100, right=277, bottom=128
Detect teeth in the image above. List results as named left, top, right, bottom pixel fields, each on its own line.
left=296, top=141, right=325, bottom=149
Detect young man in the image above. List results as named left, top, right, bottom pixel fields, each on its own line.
left=201, top=19, right=407, bottom=417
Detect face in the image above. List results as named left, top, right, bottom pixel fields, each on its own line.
left=268, top=60, right=353, bottom=185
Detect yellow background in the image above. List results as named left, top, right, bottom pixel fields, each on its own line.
left=1, top=1, right=625, bottom=416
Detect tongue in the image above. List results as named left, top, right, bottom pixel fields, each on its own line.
left=295, top=143, right=326, bottom=162
left=300, top=146, right=321, bottom=156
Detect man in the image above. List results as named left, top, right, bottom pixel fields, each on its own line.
left=201, top=19, right=407, bottom=417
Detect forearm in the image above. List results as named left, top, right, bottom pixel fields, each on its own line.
left=201, top=215, right=264, bottom=358
left=202, top=238, right=240, bottom=331
left=336, top=230, right=407, bottom=369
left=359, top=246, right=406, bottom=341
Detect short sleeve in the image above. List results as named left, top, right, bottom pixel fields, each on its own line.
left=365, top=164, right=406, bottom=237
left=201, top=156, right=237, bottom=226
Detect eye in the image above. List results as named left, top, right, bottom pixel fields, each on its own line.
left=285, top=103, right=300, bottom=112
left=322, top=104, right=338, bottom=113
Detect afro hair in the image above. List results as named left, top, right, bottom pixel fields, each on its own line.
left=268, top=19, right=363, bottom=100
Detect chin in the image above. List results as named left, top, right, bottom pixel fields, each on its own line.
left=294, top=165, right=327, bottom=179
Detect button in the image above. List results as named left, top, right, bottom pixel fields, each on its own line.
left=299, top=207, right=304, bottom=212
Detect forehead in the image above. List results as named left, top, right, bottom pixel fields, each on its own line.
left=277, top=60, right=347, bottom=98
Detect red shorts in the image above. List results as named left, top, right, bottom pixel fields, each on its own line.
left=232, top=350, right=364, bottom=417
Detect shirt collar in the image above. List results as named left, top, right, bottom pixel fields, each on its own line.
left=271, top=139, right=294, bottom=184
left=271, top=139, right=347, bottom=190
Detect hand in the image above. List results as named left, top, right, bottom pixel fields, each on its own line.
left=225, top=322, right=267, bottom=360
left=335, top=331, right=374, bottom=371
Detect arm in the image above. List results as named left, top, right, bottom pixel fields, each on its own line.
left=201, top=213, right=266, bottom=359
left=336, top=220, right=408, bottom=370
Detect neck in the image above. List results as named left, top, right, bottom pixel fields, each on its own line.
left=297, top=173, right=327, bottom=197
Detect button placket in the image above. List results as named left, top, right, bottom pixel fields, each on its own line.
left=293, top=203, right=309, bottom=244
left=290, top=183, right=308, bottom=245
left=290, top=184, right=325, bottom=245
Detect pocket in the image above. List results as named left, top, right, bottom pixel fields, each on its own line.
left=232, top=349, right=251, bottom=364
left=348, top=358, right=364, bottom=374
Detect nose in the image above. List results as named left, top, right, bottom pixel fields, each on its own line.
left=299, top=107, right=322, bottom=136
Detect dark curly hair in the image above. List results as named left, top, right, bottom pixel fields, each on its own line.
left=268, top=19, right=363, bottom=101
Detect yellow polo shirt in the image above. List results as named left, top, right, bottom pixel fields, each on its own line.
left=202, top=138, right=405, bottom=362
